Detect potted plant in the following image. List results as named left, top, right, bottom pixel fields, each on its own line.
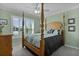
left=0, top=19, right=7, bottom=34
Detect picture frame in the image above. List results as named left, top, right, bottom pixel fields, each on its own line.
left=68, top=26, right=75, bottom=32
left=68, top=18, right=75, bottom=24
left=0, top=19, right=8, bottom=25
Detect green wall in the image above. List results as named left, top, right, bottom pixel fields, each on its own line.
left=47, top=13, right=63, bottom=24
left=64, top=8, right=79, bottom=48
left=47, top=8, right=79, bottom=48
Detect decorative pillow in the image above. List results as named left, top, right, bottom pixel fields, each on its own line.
left=58, top=30, right=62, bottom=35
left=58, top=30, right=60, bottom=35
left=52, top=30, right=58, bottom=35
left=47, top=28, right=62, bottom=36
left=47, top=29, right=54, bottom=34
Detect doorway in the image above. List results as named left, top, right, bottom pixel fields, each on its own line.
left=12, top=16, right=22, bottom=47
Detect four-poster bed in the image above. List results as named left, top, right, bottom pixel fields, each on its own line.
left=22, top=3, right=64, bottom=56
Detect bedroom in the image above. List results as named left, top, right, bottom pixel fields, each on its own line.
left=0, top=3, right=79, bottom=56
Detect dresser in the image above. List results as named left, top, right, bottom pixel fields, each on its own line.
left=0, top=34, right=12, bottom=56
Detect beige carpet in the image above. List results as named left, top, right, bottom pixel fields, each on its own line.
left=13, top=45, right=79, bottom=56
left=13, top=45, right=33, bottom=56
left=52, top=46, right=79, bottom=56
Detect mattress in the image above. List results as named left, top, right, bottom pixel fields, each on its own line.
left=26, top=33, right=58, bottom=48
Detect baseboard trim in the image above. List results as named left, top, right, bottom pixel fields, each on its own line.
left=65, top=44, right=79, bottom=50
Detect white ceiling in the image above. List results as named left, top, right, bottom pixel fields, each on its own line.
left=0, top=3, right=79, bottom=17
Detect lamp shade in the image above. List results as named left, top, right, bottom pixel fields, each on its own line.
left=48, top=21, right=63, bottom=30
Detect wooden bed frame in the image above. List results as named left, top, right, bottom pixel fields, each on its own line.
left=22, top=3, right=64, bottom=56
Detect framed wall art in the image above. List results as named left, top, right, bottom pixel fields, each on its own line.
left=68, top=26, right=75, bottom=32
left=68, top=18, right=75, bottom=24
left=0, top=19, right=8, bottom=25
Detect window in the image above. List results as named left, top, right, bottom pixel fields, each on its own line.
left=13, top=17, right=20, bottom=31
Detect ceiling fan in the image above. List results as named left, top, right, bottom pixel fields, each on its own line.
left=34, top=3, right=50, bottom=14
left=34, top=3, right=40, bottom=14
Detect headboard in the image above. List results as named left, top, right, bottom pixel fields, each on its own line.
left=47, top=21, right=64, bottom=35
left=48, top=21, right=63, bottom=30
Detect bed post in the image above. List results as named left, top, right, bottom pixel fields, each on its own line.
left=40, top=3, right=45, bottom=56
left=22, top=12, right=24, bottom=48
left=62, top=14, right=65, bottom=45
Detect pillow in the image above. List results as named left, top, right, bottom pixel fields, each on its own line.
left=47, top=29, right=50, bottom=34
left=47, top=28, right=61, bottom=36
left=58, top=30, right=60, bottom=35
left=58, top=30, right=62, bottom=35
left=52, top=30, right=58, bottom=35
left=47, top=29, right=54, bottom=34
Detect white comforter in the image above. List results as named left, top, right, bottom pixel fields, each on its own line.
left=26, top=32, right=58, bottom=48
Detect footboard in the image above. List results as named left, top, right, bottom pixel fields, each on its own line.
left=23, top=38, right=41, bottom=55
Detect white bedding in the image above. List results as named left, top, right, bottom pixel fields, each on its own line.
left=26, top=31, right=58, bottom=48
